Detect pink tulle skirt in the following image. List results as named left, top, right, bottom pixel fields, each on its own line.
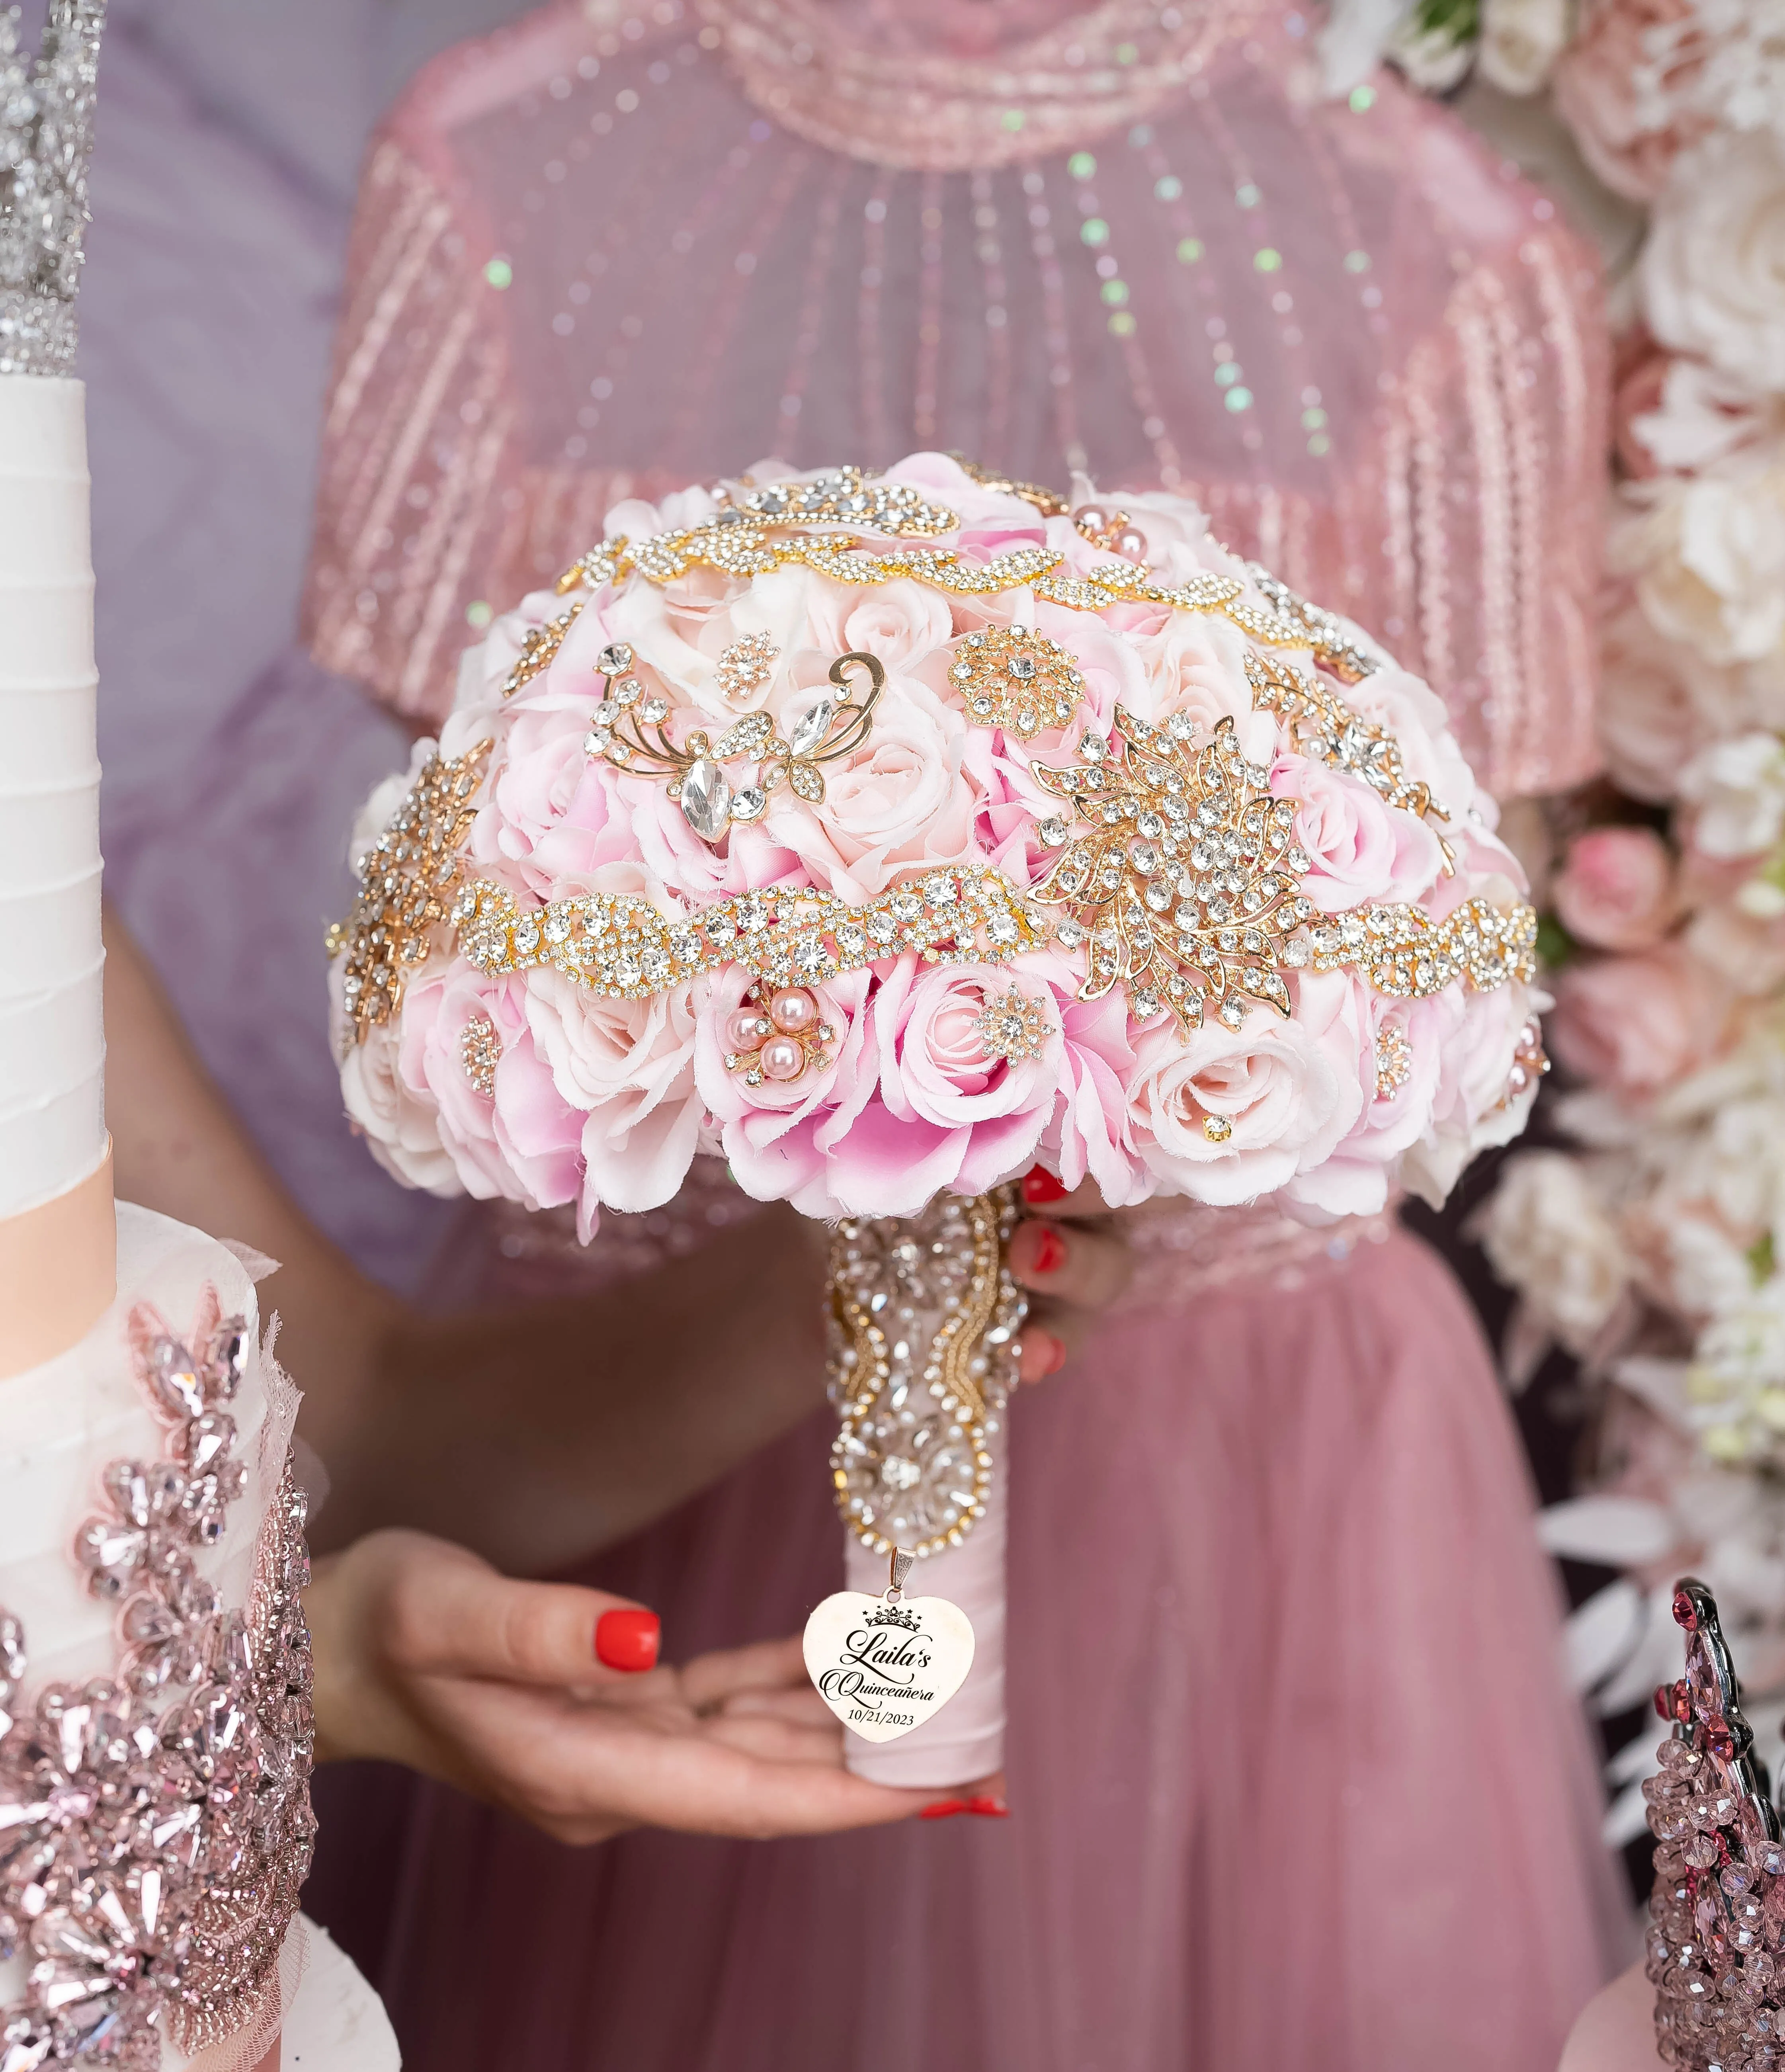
left=362, top=1227, right=1625, bottom=2068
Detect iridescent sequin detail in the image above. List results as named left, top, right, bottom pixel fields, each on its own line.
left=0, top=1292, right=314, bottom=2068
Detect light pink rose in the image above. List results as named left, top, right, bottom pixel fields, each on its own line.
left=1274, top=753, right=1446, bottom=913
left=1025, top=953, right=1153, bottom=1206
left=332, top=966, right=460, bottom=1200
left=1287, top=983, right=1459, bottom=1217
left=693, top=966, right=877, bottom=1218
left=1596, top=602, right=1746, bottom=805
left=1127, top=607, right=1254, bottom=739
left=1400, top=979, right=1548, bottom=1208
left=523, top=960, right=704, bottom=1221
left=1551, top=0, right=1710, bottom=205
left=1343, top=660, right=1481, bottom=827
left=818, top=956, right=1065, bottom=1215
left=1552, top=825, right=1678, bottom=950
left=770, top=673, right=979, bottom=901
left=819, top=579, right=957, bottom=676
left=396, top=962, right=583, bottom=1211
left=1549, top=944, right=1732, bottom=1097
left=1683, top=901, right=1785, bottom=1001
left=1127, top=973, right=1363, bottom=1206
left=880, top=451, right=1039, bottom=530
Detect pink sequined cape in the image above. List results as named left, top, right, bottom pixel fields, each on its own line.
left=302, top=0, right=1608, bottom=805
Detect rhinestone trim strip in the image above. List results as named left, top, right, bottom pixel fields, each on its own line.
left=0, top=1290, right=314, bottom=2068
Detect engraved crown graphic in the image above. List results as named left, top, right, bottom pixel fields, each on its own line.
left=865, top=1603, right=922, bottom=1632
left=0, top=0, right=107, bottom=377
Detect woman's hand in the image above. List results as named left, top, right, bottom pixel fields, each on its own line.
left=1010, top=1169, right=1134, bottom=1381
left=307, top=1529, right=936, bottom=1844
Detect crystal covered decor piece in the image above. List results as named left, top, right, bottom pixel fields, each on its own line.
left=0, top=1289, right=314, bottom=2066
left=0, top=0, right=106, bottom=377
left=1647, top=1578, right=1785, bottom=2067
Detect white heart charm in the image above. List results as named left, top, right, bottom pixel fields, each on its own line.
left=802, top=1590, right=976, bottom=1744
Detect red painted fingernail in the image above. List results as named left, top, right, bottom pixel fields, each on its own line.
left=1021, top=1330, right=1064, bottom=1382
left=965, top=1795, right=1009, bottom=1818
left=920, top=1798, right=971, bottom=1820
left=596, top=1608, right=660, bottom=1672
left=1027, top=1224, right=1068, bottom=1276
left=1021, top=1165, right=1069, bottom=1204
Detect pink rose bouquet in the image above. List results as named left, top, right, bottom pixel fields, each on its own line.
left=330, top=455, right=1541, bottom=1786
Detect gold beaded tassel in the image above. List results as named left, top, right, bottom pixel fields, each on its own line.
left=827, top=1186, right=1027, bottom=1560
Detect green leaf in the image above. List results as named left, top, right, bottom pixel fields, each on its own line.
left=1534, top=913, right=1577, bottom=971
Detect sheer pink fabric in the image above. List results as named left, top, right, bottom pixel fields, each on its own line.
left=302, top=0, right=1607, bottom=802
left=299, top=6, right=1627, bottom=2062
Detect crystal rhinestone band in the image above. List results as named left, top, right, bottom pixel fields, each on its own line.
left=829, top=1189, right=1025, bottom=1560
left=454, top=866, right=1049, bottom=1000
left=504, top=463, right=1372, bottom=703
left=338, top=791, right=1535, bottom=1046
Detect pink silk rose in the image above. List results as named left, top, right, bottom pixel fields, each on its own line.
left=692, top=966, right=877, bottom=1219
left=771, top=671, right=980, bottom=903
left=1552, top=825, right=1678, bottom=951
left=1127, top=972, right=1363, bottom=1207
left=835, top=955, right=1066, bottom=1216
left=1025, top=952, right=1152, bottom=1208
left=522, top=953, right=704, bottom=1224
left=1549, top=943, right=1732, bottom=1097
left=1273, top=753, right=1447, bottom=913
left=1289, top=983, right=1461, bottom=1218
left=396, top=962, right=583, bottom=1212
left=1402, top=978, right=1545, bottom=1207
left=1551, top=0, right=1710, bottom=205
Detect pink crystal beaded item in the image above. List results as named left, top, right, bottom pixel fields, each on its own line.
left=1646, top=1578, right=1785, bottom=2067
left=0, top=1291, right=314, bottom=2069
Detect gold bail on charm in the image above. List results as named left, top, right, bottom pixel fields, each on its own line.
left=887, top=1549, right=915, bottom=1600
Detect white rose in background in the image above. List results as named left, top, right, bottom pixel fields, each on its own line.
left=1596, top=606, right=1742, bottom=803
left=1662, top=1214, right=1762, bottom=1323
left=1612, top=460, right=1785, bottom=668
left=1314, top=0, right=1480, bottom=94
left=1478, top=0, right=1572, bottom=94
left=1630, top=359, right=1785, bottom=477
left=1684, top=901, right=1785, bottom=999
left=1643, top=128, right=1785, bottom=393
left=1687, top=1278, right=1785, bottom=1468
left=1679, top=731, right=1785, bottom=857
left=1480, top=1151, right=1635, bottom=1354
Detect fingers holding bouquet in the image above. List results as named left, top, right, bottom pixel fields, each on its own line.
left=1009, top=1165, right=1133, bottom=1380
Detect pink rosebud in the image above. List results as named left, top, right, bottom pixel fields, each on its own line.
left=1552, top=825, right=1677, bottom=951
left=1548, top=944, right=1731, bottom=1097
